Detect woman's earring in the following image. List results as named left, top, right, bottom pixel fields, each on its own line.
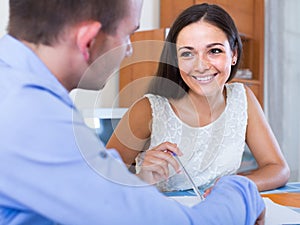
left=232, top=59, right=236, bottom=65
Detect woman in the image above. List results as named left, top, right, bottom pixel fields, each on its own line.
left=107, top=3, right=290, bottom=192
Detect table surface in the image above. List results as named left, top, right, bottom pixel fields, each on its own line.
left=165, top=182, right=300, bottom=209
left=261, top=193, right=300, bottom=208
left=259, top=182, right=300, bottom=208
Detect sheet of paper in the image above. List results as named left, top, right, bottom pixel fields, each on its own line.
left=263, top=198, right=300, bottom=225
left=169, top=196, right=300, bottom=225
left=169, top=196, right=201, bottom=207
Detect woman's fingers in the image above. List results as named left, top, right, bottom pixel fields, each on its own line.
left=138, top=142, right=183, bottom=184
left=147, top=141, right=183, bottom=173
left=142, top=153, right=170, bottom=178
left=145, top=148, right=181, bottom=173
left=138, top=158, right=169, bottom=184
left=153, top=142, right=183, bottom=156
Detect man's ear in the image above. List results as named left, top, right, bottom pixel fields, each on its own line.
left=76, top=21, right=102, bottom=61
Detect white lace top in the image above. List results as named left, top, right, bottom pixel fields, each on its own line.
left=138, top=82, right=248, bottom=192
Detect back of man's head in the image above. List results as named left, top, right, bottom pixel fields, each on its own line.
left=8, top=0, right=129, bottom=46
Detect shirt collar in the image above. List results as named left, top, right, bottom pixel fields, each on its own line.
left=0, top=34, right=74, bottom=108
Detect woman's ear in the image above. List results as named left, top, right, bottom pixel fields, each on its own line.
left=76, top=21, right=102, bottom=61
left=232, top=49, right=238, bottom=65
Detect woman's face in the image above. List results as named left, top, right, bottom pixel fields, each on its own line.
left=176, top=20, right=237, bottom=97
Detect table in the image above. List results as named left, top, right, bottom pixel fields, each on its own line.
left=261, top=193, right=300, bottom=208
left=165, top=182, right=300, bottom=209
left=260, top=182, right=300, bottom=208
left=166, top=182, right=300, bottom=223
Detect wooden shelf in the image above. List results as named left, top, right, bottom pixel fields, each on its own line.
left=119, top=29, right=165, bottom=107
left=232, top=79, right=260, bottom=85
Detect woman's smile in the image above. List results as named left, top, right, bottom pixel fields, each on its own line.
left=190, top=73, right=217, bottom=84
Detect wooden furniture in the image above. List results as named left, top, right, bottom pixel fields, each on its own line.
left=119, top=29, right=165, bottom=107
left=119, top=0, right=264, bottom=107
left=261, top=193, right=300, bottom=208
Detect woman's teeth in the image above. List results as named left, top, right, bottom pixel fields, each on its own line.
left=192, top=75, right=214, bottom=82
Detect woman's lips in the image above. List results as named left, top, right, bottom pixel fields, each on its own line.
left=191, top=73, right=217, bottom=83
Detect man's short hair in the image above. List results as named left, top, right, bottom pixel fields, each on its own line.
left=8, top=0, right=129, bottom=45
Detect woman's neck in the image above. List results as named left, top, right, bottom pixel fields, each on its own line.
left=170, top=88, right=227, bottom=127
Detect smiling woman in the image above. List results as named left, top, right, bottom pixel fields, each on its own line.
left=107, top=3, right=290, bottom=193
left=176, top=20, right=237, bottom=98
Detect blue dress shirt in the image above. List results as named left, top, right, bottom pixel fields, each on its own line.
left=0, top=35, right=264, bottom=225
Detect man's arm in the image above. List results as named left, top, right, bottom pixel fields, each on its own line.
left=191, top=175, right=265, bottom=225
left=0, top=90, right=264, bottom=224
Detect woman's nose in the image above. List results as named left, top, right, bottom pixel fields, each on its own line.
left=194, top=54, right=210, bottom=73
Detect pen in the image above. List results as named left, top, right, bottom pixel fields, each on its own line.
left=172, top=153, right=204, bottom=201
left=163, top=149, right=204, bottom=200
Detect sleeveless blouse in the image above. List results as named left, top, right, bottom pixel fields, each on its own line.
left=137, top=82, right=248, bottom=192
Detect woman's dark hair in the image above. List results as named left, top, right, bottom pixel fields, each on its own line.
left=8, top=0, right=129, bottom=45
left=148, top=3, right=243, bottom=99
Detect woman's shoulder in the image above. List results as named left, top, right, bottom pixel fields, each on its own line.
left=144, top=93, right=169, bottom=108
left=226, top=82, right=245, bottom=91
left=126, top=96, right=152, bottom=127
left=226, top=82, right=258, bottom=102
left=225, top=82, right=247, bottom=114
left=226, top=82, right=246, bottom=98
left=130, top=94, right=169, bottom=116
left=130, top=96, right=151, bottom=112
left=144, top=93, right=168, bottom=102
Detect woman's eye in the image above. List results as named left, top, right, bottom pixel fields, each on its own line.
left=210, top=48, right=223, bottom=54
left=180, top=52, right=193, bottom=57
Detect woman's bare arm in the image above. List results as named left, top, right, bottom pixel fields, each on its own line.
left=242, top=85, right=290, bottom=191
left=106, top=97, right=153, bottom=167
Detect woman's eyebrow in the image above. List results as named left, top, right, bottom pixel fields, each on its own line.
left=177, top=46, right=194, bottom=51
left=207, top=42, right=224, bottom=48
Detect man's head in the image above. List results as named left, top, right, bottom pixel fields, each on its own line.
left=9, top=0, right=129, bottom=45
left=8, top=0, right=142, bottom=91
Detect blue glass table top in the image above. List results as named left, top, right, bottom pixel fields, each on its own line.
left=163, top=182, right=300, bottom=197
left=260, top=182, right=300, bottom=195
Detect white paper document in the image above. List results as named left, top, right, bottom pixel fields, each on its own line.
left=169, top=196, right=300, bottom=225
left=263, top=198, right=300, bottom=225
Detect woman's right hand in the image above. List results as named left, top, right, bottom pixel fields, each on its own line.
left=136, top=142, right=183, bottom=185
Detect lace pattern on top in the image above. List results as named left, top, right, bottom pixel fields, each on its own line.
left=136, top=83, right=248, bottom=192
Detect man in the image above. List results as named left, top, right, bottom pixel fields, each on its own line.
left=0, top=0, right=265, bottom=224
